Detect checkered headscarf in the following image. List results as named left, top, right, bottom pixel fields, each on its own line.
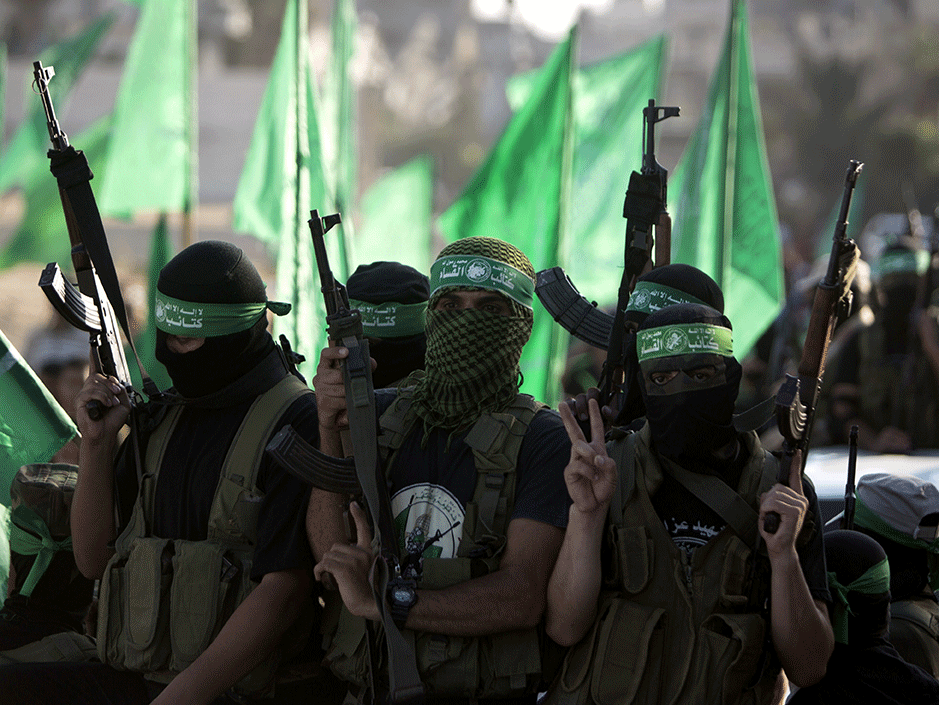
left=409, top=237, right=534, bottom=438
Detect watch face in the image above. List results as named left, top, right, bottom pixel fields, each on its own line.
left=393, top=586, right=415, bottom=604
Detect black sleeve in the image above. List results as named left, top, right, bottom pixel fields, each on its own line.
left=798, top=477, right=832, bottom=605
left=251, top=393, right=317, bottom=581
left=511, top=408, right=573, bottom=529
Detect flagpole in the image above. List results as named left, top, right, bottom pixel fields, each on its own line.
left=183, top=0, right=198, bottom=248
left=721, top=0, right=741, bottom=292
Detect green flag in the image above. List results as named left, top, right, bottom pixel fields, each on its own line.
left=320, top=0, right=357, bottom=276
left=669, top=0, right=783, bottom=360
left=0, top=14, right=114, bottom=194
left=508, top=36, right=668, bottom=307
left=438, top=27, right=577, bottom=405
left=129, top=214, right=174, bottom=392
left=0, top=328, right=77, bottom=508
left=357, top=156, right=433, bottom=273
left=234, top=0, right=329, bottom=368
left=0, top=42, right=6, bottom=163
left=99, top=0, right=196, bottom=216
left=0, top=115, right=112, bottom=270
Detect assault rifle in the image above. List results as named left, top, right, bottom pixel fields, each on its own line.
left=536, top=99, right=679, bottom=424
left=840, top=425, right=859, bottom=530
left=766, top=160, right=863, bottom=534
left=33, top=61, right=160, bottom=497
left=268, top=211, right=423, bottom=704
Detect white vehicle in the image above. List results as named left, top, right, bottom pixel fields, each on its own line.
left=803, top=447, right=939, bottom=524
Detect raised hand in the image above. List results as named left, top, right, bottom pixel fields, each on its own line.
left=313, top=501, right=380, bottom=621
left=759, top=449, right=809, bottom=557
left=558, top=398, right=617, bottom=516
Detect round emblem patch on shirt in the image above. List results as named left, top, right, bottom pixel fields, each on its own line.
left=391, top=484, right=465, bottom=565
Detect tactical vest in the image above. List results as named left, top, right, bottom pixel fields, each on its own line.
left=888, top=596, right=939, bottom=679
left=324, top=391, right=548, bottom=699
left=545, top=424, right=780, bottom=705
left=96, top=374, right=310, bottom=696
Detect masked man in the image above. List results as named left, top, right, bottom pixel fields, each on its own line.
left=0, top=241, right=319, bottom=704
left=308, top=236, right=572, bottom=704
left=544, top=302, right=833, bottom=705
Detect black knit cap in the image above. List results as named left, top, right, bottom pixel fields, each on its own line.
left=346, top=261, right=429, bottom=305
left=157, top=240, right=266, bottom=304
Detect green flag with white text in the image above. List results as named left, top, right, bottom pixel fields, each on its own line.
left=438, top=28, right=577, bottom=405
left=669, top=0, right=783, bottom=359
left=234, top=0, right=330, bottom=368
left=0, top=14, right=114, bottom=194
left=357, top=156, right=433, bottom=273
left=508, top=35, right=668, bottom=308
left=99, top=0, right=196, bottom=216
left=0, top=116, right=112, bottom=270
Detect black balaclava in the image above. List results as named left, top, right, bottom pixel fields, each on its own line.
left=617, top=264, right=725, bottom=425
left=155, top=240, right=275, bottom=398
left=825, top=530, right=892, bottom=647
left=637, top=303, right=742, bottom=468
left=875, top=238, right=922, bottom=356
left=346, top=261, right=429, bottom=389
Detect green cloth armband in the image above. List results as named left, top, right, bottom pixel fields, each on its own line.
left=155, top=293, right=291, bottom=337
left=637, top=323, right=733, bottom=362
left=430, top=255, right=534, bottom=310
left=8, top=505, right=73, bottom=598
left=625, top=281, right=707, bottom=316
left=349, top=300, right=427, bottom=337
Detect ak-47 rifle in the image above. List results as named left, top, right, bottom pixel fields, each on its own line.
left=33, top=61, right=160, bottom=500
left=766, top=160, right=863, bottom=534
left=536, top=99, right=679, bottom=421
left=840, top=425, right=859, bottom=530
left=268, top=211, right=423, bottom=704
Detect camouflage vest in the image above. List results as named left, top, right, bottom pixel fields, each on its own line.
left=545, top=425, right=780, bottom=705
left=96, top=374, right=310, bottom=696
left=324, top=391, right=548, bottom=699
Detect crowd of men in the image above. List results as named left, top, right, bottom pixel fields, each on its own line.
left=0, top=211, right=937, bottom=704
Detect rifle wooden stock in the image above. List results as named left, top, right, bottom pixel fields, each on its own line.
left=764, top=159, right=863, bottom=535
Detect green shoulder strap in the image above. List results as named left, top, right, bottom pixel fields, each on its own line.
left=208, top=374, right=311, bottom=545
left=461, top=394, right=544, bottom=553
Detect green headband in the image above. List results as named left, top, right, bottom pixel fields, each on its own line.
left=876, top=250, right=927, bottom=278
left=430, top=255, right=534, bottom=310
left=854, top=497, right=939, bottom=554
left=827, top=557, right=891, bottom=644
left=8, top=505, right=73, bottom=598
left=348, top=300, right=427, bottom=337
left=626, top=281, right=708, bottom=316
left=154, top=292, right=291, bottom=337
left=637, top=323, right=733, bottom=362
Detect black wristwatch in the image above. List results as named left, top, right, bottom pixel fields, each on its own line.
left=387, top=576, right=418, bottom=630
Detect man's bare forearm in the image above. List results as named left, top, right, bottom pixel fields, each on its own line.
left=72, top=439, right=118, bottom=578
left=770, top=549, right=833, bottom=687
left=546, top=505, right=606, bottom=646
left=152, top=569, right=311, bottom=705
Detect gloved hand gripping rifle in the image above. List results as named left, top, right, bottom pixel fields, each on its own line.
left=535, top=100, right=678, bottom=424
left=33, top=61, right=161, bottom=497
left=765, top=160, right=863, bottom=534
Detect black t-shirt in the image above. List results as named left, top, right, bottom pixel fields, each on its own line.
left=375, top=390, right=572, bottom=562
left=650, top=439, right=831, bottom=605
left=115, top=391, right=316, bottom=581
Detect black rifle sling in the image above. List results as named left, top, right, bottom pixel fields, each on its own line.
left=49, top=146, right=159, bottom=397
left=659, top=456, right=766, bottom=547
left=340, top=331, right=423, bottom=704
